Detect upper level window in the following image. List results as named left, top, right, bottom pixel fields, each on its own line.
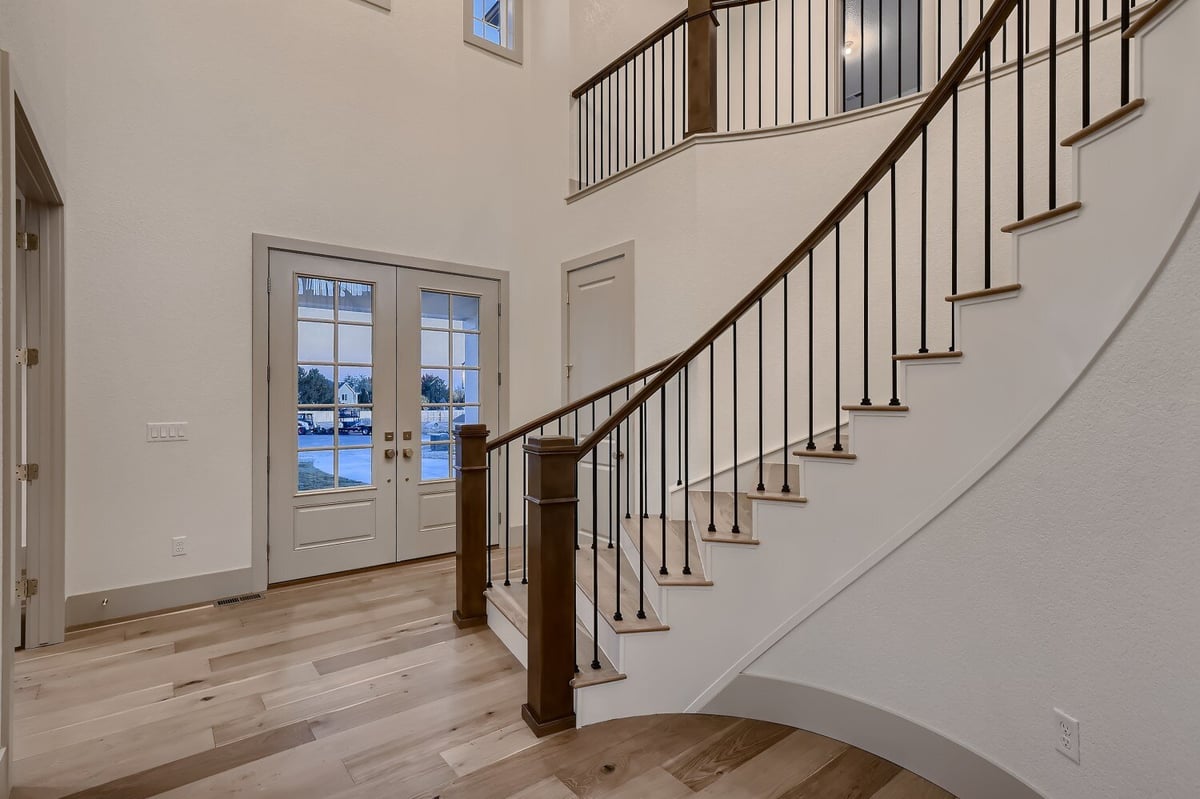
left=464, top=0, right=522, bottom=64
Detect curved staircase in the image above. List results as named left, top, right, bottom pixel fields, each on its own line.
left=461, top=0, right=1199, bottom=741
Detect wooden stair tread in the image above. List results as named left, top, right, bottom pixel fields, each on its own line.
left=575, top=542, right=671, bottom=632
left=793, top=448, right=857, bottom=460
left=484, top=583, right=626, bottom=688
left=841, top=403, right=910, bottom=412
left=689, top=491, right=753, bottom=538
left=1062, top=99, right=1145, bottom=147
left=1125, top=0, right=1176, bottom=38
left=1001, top=202, right=1082, bottom=233
left=748, top=489, right=809, bottom=503
left=702, top=530, right=761, bottom=545
left=893, top=350, right=963, bottom=361
left=945, top=283, right=1022, bottom=302
left=621, top=516, right=712, bottom=585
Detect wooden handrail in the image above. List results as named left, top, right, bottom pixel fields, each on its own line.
left=486, top=355, right=676, bottom=452
left=571, top=11, right=687, bottom=100
left=573, top=0, right=1021, bottom=459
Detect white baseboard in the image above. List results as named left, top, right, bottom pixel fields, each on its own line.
left=703, top=674, right=1043, bottom=799
left=65, top=567, right=255, bottom=628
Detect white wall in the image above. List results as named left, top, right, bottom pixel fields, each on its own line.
left=743, top=204, right=1200, bottom=799
left=0, top=0, right=695, bottom=600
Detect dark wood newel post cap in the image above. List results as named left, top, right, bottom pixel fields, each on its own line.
left=456, top=423, right=490, bottom=440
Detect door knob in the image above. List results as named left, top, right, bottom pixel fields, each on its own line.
left=384, top=448, right=397, bottom=460
left=402, top=448, right=414, bottom=459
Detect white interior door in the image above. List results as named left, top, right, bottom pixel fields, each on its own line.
left=397, top=270, right=500, bottom=561
left=268, top=252, right=398, bottom=583
left=564, top=249, right=634, bottom=537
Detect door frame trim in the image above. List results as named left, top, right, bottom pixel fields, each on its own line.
left=560, top=240, right=635, bottom=406
left=251, top=234, right=510, bottom=591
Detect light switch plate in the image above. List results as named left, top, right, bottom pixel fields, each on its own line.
left=147, top=422, right=189, bottom=442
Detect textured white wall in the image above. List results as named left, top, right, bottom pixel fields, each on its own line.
left=745, top=204, right=1200, bottom=799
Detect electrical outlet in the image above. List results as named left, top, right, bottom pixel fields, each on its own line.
left=171, top=536, right=187, bottom=557
left=1055, top=708, right=1080, bottom=763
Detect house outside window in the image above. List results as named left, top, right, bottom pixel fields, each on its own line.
left=464, top=0, right=522, bottom=64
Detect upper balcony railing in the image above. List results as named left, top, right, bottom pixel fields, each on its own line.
left=572, top=0, right=1139, bottom=191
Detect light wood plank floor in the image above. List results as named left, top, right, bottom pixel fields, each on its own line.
left=10, top=556, right=954, bottom=798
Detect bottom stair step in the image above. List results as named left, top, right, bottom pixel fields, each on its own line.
left=485, top=583, right=626, bottom=689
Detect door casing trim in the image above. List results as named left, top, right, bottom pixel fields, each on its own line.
left=252, top=234, right=510, bottom=590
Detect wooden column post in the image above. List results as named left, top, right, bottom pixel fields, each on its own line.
left=687, top=0, right=718, bottom=136
left=521, top=435, right=578, bottom=737
left=454, top=423, right=489, bottom=629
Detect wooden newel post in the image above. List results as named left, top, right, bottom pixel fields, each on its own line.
left=521, top=435, right=579, bottom=737
left=454, top=423, right=490, bottom=630
left=687, top=0, right=718, bottom=136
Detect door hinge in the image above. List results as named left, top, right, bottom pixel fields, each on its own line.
left=15, top=348, right=39, bottom=367
left=267, top=275, right=272, bottom=294
left=498, top=372, right=502, bottom=386
left=16, top=571, right=38, bottom=601
left=267, top=365, right=271, bottom=382
left=16, top=463, right=39, bottom=481
left=16, top=232, right=38, bottom=252
left=267, top=455, right=271, bottom=473
left=497, top=303, right=502, bottom=317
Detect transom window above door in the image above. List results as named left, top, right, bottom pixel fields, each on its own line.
left=464, top=0, right=523, bottom=63
left=420, top=290, right=483, bottom=481
left=295, top=277, right=375, bottom=492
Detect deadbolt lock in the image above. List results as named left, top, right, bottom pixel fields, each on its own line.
left=384, top=432, right=395, bottom=442
left=402, top=431, right=413, bottom=441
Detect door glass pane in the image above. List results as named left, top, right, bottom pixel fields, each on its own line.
left=338, top=324, right=372, bottom=364
left=421, top=405, right=452, bottom=443
left=452, top=332, right=480, bottom=367
left=337, top=366, right=373, bottom=403
left=421, top=330, right=451, bottom=367
left=295, top=277, right=377, bottom=492
left=298, top=450, right=336, bottom=491
left=452, top=295, right=481, bottom=331
left=337, top=448, right=372, bottom=487
left=453, top=370, right=480, bottom=405
left=455, top=405, right=481, bottom=426
left=421, top=291, right=450, bottom=329
left=421, top=370, right=452, bottom=403
left=338, top=281, right=373, bottom=324
left=421, top=443, right=451, bottom=481
left=297, top=366, right=335, bottom=405
left=298, top=322, right=334, bottom=362
left=297, top=277, right=335, bottom=320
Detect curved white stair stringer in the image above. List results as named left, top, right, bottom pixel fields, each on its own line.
left=574, top=0, right=1200, bottom=727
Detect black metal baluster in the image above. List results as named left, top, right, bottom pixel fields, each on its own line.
left=808, top=0, right=813, bottom=120
left=862, top=191, right=871, bottom=405
left=592, top=87, right=598, bottom=185
left=890, top=164, right=901, bottom=404
left=614, top=416, right=623, bottom=621
left=807, top=250, right=816, bottom=449
left=878, top=0, right=883, bottom=100
left=641, top=381, right=648, bottom=519
left=608, top=394, right=614, bottom=549
left=951, top=88, right=959, bottom=352
left=1120, top=0, right=1130, bottom=105
left=757, top=298, right=765, bottom=491
left=757, top=0, right=763, bottom=129
left=642, top=50, right=647, bottom=162
left=1082, top=0, right=1090, bottom=126
left=708, top=343, right=717, bottom=532
left=859, top=0, right=865, bottom=108
left=660, top=387, right=668, bottom=574
left=1049, top=0, right=1057, bottom=210
left=577, top=99, right=583, bottom=189
left=683, top=364, right=692, bottom=574
left=574, top=410, right=580, bottom=550
left=791, top=0, right=796, bottom=123
left=591, top=443, right=600, bottom=670
left=743, top=4, right=748, bottom=130
left=637, top=402, right=647, bottom=619
left=732, top=322, right=741, bottom=532
left=600, top=79, right=605, bottom=181
left=661, top=38, right=667, bottom=152
left=727, top=8, right=732, bottom=130
left=1017, top=0, right=1025, bottom=221
left=486, top=449, right=493, bottom=588
left=626, top=61, right=631, bottom=170
left=673, top=27, right=677, bottom=145
left=920, top=125, right=929, bottom=353
left=834, top=224, right=843, bottom=452
left=677, top=377, right=683, bottom=486
left=652, top=41, right=657, bottom=155
left=938, top=0, right=943, bottom=78
left=775, top=0, right=779, bottom=126
left=783, top=273, right=793, bottom=491
left=984, top=37, right=992, bottom=289
left=504, top=444, right=511, bottom=585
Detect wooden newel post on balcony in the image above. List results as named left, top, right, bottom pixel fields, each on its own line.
left=453, top=424, right=490, bottom=630
left=687, top=0, right=718, bottom=136
left=521, top=435, right=578, bottom=737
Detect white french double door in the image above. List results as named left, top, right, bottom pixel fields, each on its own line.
left=267, top=250, right=500, bottom=583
